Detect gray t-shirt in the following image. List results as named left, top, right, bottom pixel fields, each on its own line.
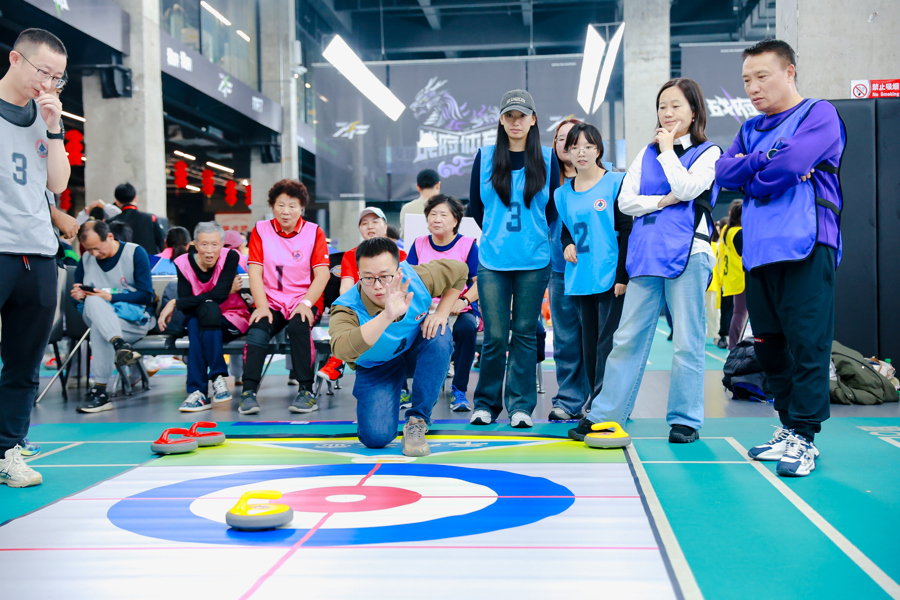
left=0, top=97, right=36, bottom=127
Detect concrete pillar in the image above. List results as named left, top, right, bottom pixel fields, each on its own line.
left=623, top=0, right=670, bottom=167
left=83, top=0, right=166, bottom=216
left=250, top=0, right=299, bottom=224
left=778, top=0, right=900, bottom=99
left=328, top=200, right=364, bottom=251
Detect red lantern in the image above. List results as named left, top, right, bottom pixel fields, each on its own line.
left=64, top=130, right=84, bottom=166
left=59, top=189, right=72, bottom=212
left=201, top=169, right=215, bottom=198
left=244, top=184, right=252, bottom=207
left=174, top=161, right=189, bottom=189
left=224, top=180, right=237, bottom=206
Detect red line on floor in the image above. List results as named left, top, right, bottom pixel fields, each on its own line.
left=63, top=494, right=638, bottom=501
left=0, top=544, right=658, bottom=552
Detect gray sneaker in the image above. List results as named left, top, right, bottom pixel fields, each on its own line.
left=548, top=407, right=575, bottom=421
left=402, top=417, right=430, bottom=457
left=289, top=390, right=318, bottom=413
left=238, top=391, right=260, bottom=415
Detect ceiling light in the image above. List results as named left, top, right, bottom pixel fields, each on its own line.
left=236, top=30, right=250, bottom=43
left=318, top=95, right=328, bottom=103
left=305, top=82, right=311, bottom=89
left=592, top=23, right=625, bottom=113
left=185, top=184, right=201, bottom=192
left=577, top=26, right=606, bottom=114
left=241, top=179, right=249, bottom=186
left=174, top=150, right=196, bottom=161
left=200, top=1, right=231, bottom=26
left=323, top=35, right=405, bottom=121
left=61, top=110, right=85, bottom=122
left=206, top=161, right=234, bottom=174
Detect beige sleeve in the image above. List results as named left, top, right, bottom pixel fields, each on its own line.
left=412, top=259, right=468, bottom=297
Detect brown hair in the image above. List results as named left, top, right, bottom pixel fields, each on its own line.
left=655, top=78, right=709, bottom=147
left=267, top=179, right=309, bottom=208
left=553, top=118, right=582, bottom=185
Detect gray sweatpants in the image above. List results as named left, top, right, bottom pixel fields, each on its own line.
left=82, top=296, right=155, bottom=384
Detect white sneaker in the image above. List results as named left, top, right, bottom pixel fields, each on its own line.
left=470, top=409, right=493, bottom=425
left=510, top=412, right=533, bottom=428
left=776, top=433, right=819, bottom=477
left=446, top=363, right=455, bottom=379
left=211, top=375, right=232, bottom=403
left=748, top=426, right=794, bottom=461
left=179, top=390, right=212, bottom=412
left=0, top=446, right=43, bottom=488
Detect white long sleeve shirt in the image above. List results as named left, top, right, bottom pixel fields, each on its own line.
left=617, top=134, right=721, bottom=260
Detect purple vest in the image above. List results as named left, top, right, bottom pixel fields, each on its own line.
left=739, top=99, right=845, bottom=270
left=626, top=141, right=718, bottom=279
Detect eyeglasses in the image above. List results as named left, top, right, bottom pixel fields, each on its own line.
left=15, top=52, right=67, bottom=89
left=359, top=274, right=397, bottom=287
left=569, top=146, right=598, bottom=155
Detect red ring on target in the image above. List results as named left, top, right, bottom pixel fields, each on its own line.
left=280, top=486, right=422, bottom=513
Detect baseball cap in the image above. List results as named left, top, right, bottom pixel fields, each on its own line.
left=358, top=207, right=386, bottom=224
left=223, top=230, right=245, bottom=248
left=500, top=89, right=536, bottom=116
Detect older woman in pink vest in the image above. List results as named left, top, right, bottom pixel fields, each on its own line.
left=406, top=194, right=480, bottom=412
left=239, top=179, right=331, bottom=416
left=158, top=221, right=250, bottom=412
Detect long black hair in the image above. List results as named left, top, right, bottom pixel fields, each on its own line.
left=490, top=116, right=547, bottom=209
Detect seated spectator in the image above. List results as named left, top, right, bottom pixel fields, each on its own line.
left=330, top=237, right=467, bottom=456
left=223, top=229, right=249, bottom=272
left=71, top=220, right=156, bottom=413
left=158, top=222, right=250, bottom=412
left=239, top=179, right=331, bottom=415
left=107, top=221, right=133, bottom=244
left=158, top=226, right=191, bottom=260
left=76, top=199, right=121, bottom=225
left=386, top=224, right=404, bottom=250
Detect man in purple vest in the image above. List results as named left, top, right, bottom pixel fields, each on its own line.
left=715, top=40, right=845, bottom=478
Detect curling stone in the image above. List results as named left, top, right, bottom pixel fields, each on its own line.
left=226, top=490, right=294, bottom=531
left=584, top=421, right=632, bottom=449
left=185, top=421, right=226, bottom=447
left=150, top=428, right=198, bottom=455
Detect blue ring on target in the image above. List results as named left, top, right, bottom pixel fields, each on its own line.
left=107, top=464, right=574, bottom=547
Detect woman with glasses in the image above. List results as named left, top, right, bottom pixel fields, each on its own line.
left=467, top=89, right=560, bottom=429
left=555, top=122, right=631, bottom=415
left=237, top=179, right=331, bottom=416
left=569, top=78, right=721, bottom=445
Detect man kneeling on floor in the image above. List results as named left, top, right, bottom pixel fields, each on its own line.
left=71, top=220, right=155, bottom=413
left=329, top=237, right=467, bottom=456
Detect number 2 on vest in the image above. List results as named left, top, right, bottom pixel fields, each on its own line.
left=507, top=201, right=522, bottom=232
left=12, top=153, right=27, bottom=186
left=574, top=222, right=590, bottom=254
left=393, top=337, right=408, bottom=355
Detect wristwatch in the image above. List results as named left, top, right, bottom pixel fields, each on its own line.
left=462, top=298, right=470, bottom=307
left=301, top=299, right=313, bottom=308
left=47, top=130, right=65, bottom=140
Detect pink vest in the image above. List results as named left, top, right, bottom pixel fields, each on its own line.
left=256, top=219, right=319, bottom=318
left=413, top=234, right=474, bottom=312
left=174, top=249, right=251, bottom=333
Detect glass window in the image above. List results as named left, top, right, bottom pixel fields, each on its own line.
left=200, top=0, right=259, bottom=90
left=161, top=0, right=201, bottom=52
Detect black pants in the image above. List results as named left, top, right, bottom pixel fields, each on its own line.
left=0, top=255, right=58, bottom=454
left=745, top=245, right=835, bottom=440
left=575, top=288, right=625, bottom=400
left=243, top=309, right=315, bottom=393
left=719, top=294, right=734, bottom=339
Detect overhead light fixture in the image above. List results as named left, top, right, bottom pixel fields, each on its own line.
left=592, top=23, right=625, bottom=113
left=318, top=95, right=329, bottom=103
left=323, top=35, right=405, bottom=121
left=241, top=179, right=249, bottom=186
left=305, top=82, right=311, bottom=89
left=185, top=184, right=201, bottom=192
left=417, top=132, right=438, bottom=149
left=577, top=26, right=606, bottom=114
left=61, top=110, right=85, bottom=123
left=174, top=150, right=196, bottom=161
left=200, top=1, right=231, bottom=26
left=236, top=30, right=250, bottom=43
left=206, top=161, right=234, bottom=174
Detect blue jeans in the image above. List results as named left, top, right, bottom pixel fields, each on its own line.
left=549, top=271, right=588, bottom=415
left=354, top=327, right=453, bottom=449
left=473, top=263, right=551, bottom=419
left=588, top=254, right=712, bottom=430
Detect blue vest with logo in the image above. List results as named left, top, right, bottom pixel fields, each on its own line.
left=626, top=141, right=719, bottom=279
left=555, top=171, right=626, bottom=295
left=331, top=261, right=432, bottom=369
left=478, top=145, right=553, bottom=271
left=739, top=99, right=845, bottom=270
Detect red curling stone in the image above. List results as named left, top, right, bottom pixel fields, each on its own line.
left=151, top=428, right=198, bottom=455
left=184, top=421, right=226, bottom=447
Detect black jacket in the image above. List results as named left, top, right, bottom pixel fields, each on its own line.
left=108, top=205, right=165, bottom=255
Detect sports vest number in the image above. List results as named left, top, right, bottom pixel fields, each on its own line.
left=739, top=99, right=845, bottom=270
left=331, top=261, right=432, bottom=368
left=478, top=145, right=553, bottom=271
left=255, top=219, right=318, bottom=318
left=627, top=141, right=719, bottom=279
left=555, top=171, right=625, bottom=295
left=413, top=234, right=474, bottom=313
left=174, top=248, right=251, bottom=333
left=719, top=226, right=745, bottom=296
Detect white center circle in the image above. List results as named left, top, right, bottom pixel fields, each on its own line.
left=325, top=494, right=366, bottom=503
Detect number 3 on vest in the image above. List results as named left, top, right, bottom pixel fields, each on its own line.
left=507, top=201, right=522, bottom=232
left=12, top=153, right=27, bottom=186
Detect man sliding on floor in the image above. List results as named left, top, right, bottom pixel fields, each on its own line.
left=329, top=237, right=467, bottom=457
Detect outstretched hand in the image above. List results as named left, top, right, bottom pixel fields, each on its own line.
left=382, top=267, right=413, bottom=321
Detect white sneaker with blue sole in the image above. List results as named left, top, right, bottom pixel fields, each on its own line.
left=748, top=426, right=794, bottom=461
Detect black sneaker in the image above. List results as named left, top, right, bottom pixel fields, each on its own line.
left=239, top=391, right=260, bottom=415
left=568, top=417, right=595, bottom=442
left=669, top=424, right=699, bottom=443
left=77, top=386, right=112, bottom=413
left=112, top=337, right=141, bottom=367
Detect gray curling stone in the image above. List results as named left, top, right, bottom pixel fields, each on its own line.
left=226, top=507, right=295, bottom=531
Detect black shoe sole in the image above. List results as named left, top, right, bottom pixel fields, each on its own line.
left=568, top=429, right=589, bottom=442
left=669, top=431, right=700, bottom=443
left=77, top=402, right=113, bottom=413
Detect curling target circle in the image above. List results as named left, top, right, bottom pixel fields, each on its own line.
left=107, top=464, right=574, bottom=547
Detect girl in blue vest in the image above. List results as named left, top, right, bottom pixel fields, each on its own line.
left=556, top=122, right=631, bottom=412
left=468, top=89, right=560, bottom=428
left=569, top=78, right=721, bottom=444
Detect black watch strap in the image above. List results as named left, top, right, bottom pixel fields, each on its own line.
left=47, top=130, right=65, bottom=140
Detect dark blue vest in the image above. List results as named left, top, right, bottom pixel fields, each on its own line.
left=626, top=142, right=719, bottom=279
left=739, top=99, right=845, bottom=269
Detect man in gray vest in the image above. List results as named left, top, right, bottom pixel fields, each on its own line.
left=71, top=221, right=156, bottom=413
left=0, top=28, right=76, bottom=488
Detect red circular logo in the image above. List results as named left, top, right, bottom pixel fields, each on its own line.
left=291, top=250, right=304, bottom=262
left=35, top=139, right=49, bottom=158
left=594, top=198, right=607, bottom=211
